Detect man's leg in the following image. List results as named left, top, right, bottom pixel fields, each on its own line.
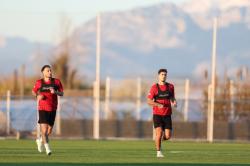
left=36, top=123, right=44, bottom=153
left=162, top=116, right=172, bottom=141
left=40, top=123, right=51, bottom=155
left=47, top=111, right=56, bottom=136
left=155, top=127, right=163, bottom=151
left=40, top=123, right=49, bottom=143
left=164, top=129, right=171, bottom=140
left=47, top=125, right=53, bottom=136
left=155, top=127, right=164, bottom=157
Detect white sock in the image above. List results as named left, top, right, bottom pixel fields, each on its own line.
left=44, top=143, right=51, bottom=151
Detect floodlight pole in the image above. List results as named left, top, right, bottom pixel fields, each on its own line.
left=93, top=13, right=101, bottom=140
left=207, top=18, right=218, bottom=143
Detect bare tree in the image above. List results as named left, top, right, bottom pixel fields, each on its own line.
left=51, top=15, right=78, bottom=89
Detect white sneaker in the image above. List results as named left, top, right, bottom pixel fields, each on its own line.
left=44, top=143, right=52, bottom=155
left=36, top=138, right=43, bottom=153
left=157, top=151, right=164, bottom=158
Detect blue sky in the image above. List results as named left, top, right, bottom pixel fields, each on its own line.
left=0, top=0, right=189, bottom=44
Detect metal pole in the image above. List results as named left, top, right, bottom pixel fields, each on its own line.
left=207, top=84, right=211, bottom=141
left=56, top=96, right=61, bottom=135
left=93, top=13, right=101, bottom=140
left=183, top=79, right=190, bottom=122
left=229, top=80, right=235, bottom=122
left=208, top=18, right=218, bottom=143
left=104, top=77, right=110, bottom=120
left=19, top=64, right=25, bottom=99
left=6, top=90, right=11, bottom=135
left=36, top=99, right=40, bottom=138
left=136, top=77, right=141, bottom=120
left=152, top=126, right=155, bottom=141
left=13, top=69, right=18, bottom=93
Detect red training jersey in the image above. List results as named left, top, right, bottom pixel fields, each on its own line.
left=32, top=78, right=63, bottom=112
left=147, top=82, right=175, bottom=116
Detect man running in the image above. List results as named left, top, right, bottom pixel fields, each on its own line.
left=32, top=65, right=63, bottom=155
left=147, top=68, right=177, bottom=158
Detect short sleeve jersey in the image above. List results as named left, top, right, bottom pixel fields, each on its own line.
left=147, top=83, right=175, bottom=116
left=32, top=78, right=63, bottom=112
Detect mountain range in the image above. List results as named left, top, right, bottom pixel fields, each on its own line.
left=1, top=0, right=250, bottom=79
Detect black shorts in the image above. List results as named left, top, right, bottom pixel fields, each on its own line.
left=153, top=115, right=172, bottom=130
left=38, top=110, right=56, bottom=126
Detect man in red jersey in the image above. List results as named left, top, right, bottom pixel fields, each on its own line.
left=32, top=65, right=63, bottom=155
left=147, top=69, right=177, bottom=158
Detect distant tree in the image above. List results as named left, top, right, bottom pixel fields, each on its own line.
left=203, top=70, right=250, bottom=122
left=51, top=15, right=78, bottom=89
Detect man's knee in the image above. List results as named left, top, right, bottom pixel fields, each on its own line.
left=164, top=130, right=171, bottom=140
left=165, top=135, right=171, bottom=140
left=47, top=125, right=53, bottom=134
left=155, top=128, right=163, bottom=138
left=41, top=128, right=47, bottom=135
left=47, top=130, right=52, bottom=135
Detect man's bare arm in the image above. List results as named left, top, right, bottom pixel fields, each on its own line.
left=147, top=98, right=164, bottom=108
left=49, top=88, right=64, bottom=96
left=32, top=90, right=44, bottom=100
left=55, top=91, right=64, bottom=96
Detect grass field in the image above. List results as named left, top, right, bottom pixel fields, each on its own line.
left=0, top=139, right=249, bottom=166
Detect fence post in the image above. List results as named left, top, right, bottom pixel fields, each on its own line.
left=183, top=79, right=190, bottom=122
left=19, top=64, right=25, bottom=99
left=136, top=77, right=141, bottom=121
left=6, top=90, right=11, bottom=135
left=56, top=96, right=61, bottom=135
left=229, top=80, right=235, bottom=122
left=152, top=126, right=155, bottom=141
left=36, top=99, right=40, bottom=138
left=104, top=77, right=111, bottom=120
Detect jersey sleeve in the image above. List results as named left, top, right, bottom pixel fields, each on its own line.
left=170, top=84, right=175, bottom=100
left=56, top=79, right=64, bottom=92
left=147, top=85, right=156, bottom=100
left=32, top=80, right=41, bottom=94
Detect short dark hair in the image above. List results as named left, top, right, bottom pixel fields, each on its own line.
left=41, top=65, right=51, bottom=72
left=158, top=68, right=167, bottom=74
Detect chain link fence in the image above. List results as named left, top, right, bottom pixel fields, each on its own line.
left=0, top=78, right=250, bottom=141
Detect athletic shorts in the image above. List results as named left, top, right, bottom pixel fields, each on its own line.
left=38, top=110, right=56, bottom=126
left=153, top=115, right=172, bottom=130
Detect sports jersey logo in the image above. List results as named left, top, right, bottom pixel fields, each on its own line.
left=40, top=86, right=54, bottom=91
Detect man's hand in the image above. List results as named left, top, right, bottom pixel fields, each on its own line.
left=147, top=98, right=164, bottom=108
left=37, top=94, right=44, bottom=100
left=157, top=103, right=164, bottom=108
left=171, top=100, right=177, bottom=107
left=50, top=88, right=55, bottom=94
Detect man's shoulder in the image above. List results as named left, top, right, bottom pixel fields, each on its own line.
left=150, top=83, right=158, bottom=89
left=53, top=78, right=62, bottom=85
left=166, top=82, right=174, bottom=90
left=33, top=79, right=42, bottom=90
left=166, top=82, right=174, bottom=87
left=35, top=79, right=42, bottom=84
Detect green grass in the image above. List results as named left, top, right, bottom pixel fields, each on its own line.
left=0, top=139, right=249, bottom=166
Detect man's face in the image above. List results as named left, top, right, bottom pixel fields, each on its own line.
left=42, top=67, right=52, bottom=78
left=158, top=72, right=167, bottom=82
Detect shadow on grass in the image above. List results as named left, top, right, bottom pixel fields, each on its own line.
left=0, top=163, right=249, bottom=166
